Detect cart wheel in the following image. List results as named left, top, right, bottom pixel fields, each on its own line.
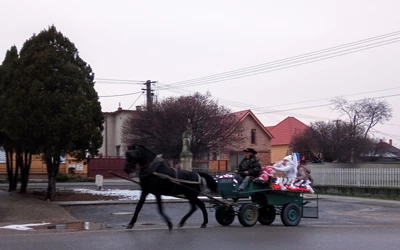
left=238, top=203, right=259, bottom=227
left=280, top=203, right=302, bottom=226
left=215, top=206, right=235, bottom=226
left=258, top=205, right=276, bottom=225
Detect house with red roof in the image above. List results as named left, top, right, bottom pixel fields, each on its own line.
left=218, top=110, right=273, bottom=169
left=266, top=117, right=308, bottom=163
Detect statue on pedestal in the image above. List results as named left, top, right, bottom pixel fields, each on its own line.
left=181, top=119, right=193, bottom=156
left=180, top=120, right=193, bottom=170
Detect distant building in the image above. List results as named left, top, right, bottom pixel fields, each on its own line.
left=266, top=117, right=308, bottom=163
left=219, top=110, right=273, bottom=169
left=99, top=106, right=142, bottom=157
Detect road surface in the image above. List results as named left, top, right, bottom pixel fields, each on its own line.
left=1, top=196, right=400, bottom=250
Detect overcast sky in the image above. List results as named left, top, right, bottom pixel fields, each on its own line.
left=0, top=0, right=399, bottom=147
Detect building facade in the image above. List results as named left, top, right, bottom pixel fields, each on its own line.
left=99, top=106, right=141, bottom=157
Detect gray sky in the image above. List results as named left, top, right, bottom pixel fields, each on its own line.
left=1, top=0, right=399, bottom=147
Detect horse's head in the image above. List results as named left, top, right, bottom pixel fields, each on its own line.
left=124, top=144, right=155, bottom=174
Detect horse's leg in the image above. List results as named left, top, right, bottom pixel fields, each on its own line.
left=193, top=197, right=208, bottom=228
left=178, top=195, right=197, bottom=228
left=155, top=193, right=173, bottom=230
left=127, top=190, right=148, bottom=229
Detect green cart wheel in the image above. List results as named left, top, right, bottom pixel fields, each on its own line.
left=258, top=205, right=276, bottom=225
left=280, top=203, right=302, bottom=226
left=238, top=203, right=259, bottom=227
left=215, top=206, right=235, bottom=226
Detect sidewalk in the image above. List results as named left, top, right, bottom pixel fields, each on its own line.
left=0, top=179, right=140, bottom=190
left=0, top=190, right=80, bottom=227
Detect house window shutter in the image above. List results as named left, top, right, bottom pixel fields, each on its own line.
left=251, top=129, right=256, bottom=144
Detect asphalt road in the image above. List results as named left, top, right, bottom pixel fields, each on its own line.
left=1, top=196, right=400, bottom=250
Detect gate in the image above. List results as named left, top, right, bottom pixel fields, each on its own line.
left=88, top=157, right=129, bottom=178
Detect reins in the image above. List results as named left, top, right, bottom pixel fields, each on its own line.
left=109, top=170, right=229, bottom=206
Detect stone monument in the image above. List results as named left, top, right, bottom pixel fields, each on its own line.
left=180, top=121, right=193, bottom=171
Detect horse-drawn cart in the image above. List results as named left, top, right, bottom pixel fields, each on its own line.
left=210, top=174, right=319, bottom=227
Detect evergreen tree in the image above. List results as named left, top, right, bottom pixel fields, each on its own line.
left=0, top=46, right=22, bottom=192
left=16, top=25, right=104, bottom=200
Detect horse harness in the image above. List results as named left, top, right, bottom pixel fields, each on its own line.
left=139, top=156, right=204, bottom=194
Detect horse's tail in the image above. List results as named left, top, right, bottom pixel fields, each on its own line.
left=198, top=172, right=218, bottom=193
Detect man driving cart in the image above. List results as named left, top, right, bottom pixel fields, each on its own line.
left=234, top=148, right=261, bottom=191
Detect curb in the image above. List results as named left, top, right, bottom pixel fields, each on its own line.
left=55, top=195, right=318, bottom=206
left=55, top=199, right=205, bottom=206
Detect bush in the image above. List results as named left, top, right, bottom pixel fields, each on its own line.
left=56, top=172, right=69, bottom=182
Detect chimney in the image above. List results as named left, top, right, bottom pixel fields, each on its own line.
left=136, top=106, right=142, bottom=111
left=117, top=102, right=122, bottom=111
left=380, top=139, right=383, bottom=143
left=389, top=139, right=392, bottom=145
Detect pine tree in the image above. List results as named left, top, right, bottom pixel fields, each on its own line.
left=15, top=25, right=104, bottom=200
left=0, top=46, right=21, bottom=192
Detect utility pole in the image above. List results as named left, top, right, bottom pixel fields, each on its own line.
left=142, top=80, right=156, bottom=111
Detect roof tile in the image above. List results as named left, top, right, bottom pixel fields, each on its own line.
left=266, top=117, right=308, bottom=146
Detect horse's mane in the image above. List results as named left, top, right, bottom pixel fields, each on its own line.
left=128, top=144, right=157, bottom=161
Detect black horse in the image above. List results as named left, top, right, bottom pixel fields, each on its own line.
left=123, top=145, right=218, bottom=230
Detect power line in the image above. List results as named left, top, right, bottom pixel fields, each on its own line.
left=252, top=87, right=400, bottom=111
left=127, top=93, right=145, bottom=110
left=383, top=123, right=400, bottom=127
left=158, top=82, right=399, bottom=117
left=162, top=85, right=335, bottom=121
left=120, top=92, right=145, bottom=119
left=159, top=85, right=399, bottom=139
left=98, top=91, right=143, bottom=98
left=95, top=78, right=145, bottom=83
left=159, top=31, right=400, bottom=88
left=96, top=82, right=143, bottom=85
left=370, top=128, right=400, bottom=141
left=159, top=37, right=400, bottom=90
left=256, top=93, right=400, bottom=115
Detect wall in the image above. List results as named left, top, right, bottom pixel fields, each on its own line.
left=271, top=144, right=289, bottom=163
left=0, top=154, right=88, bottom=179
left=222, top=115, right=272, bottom=168
left=99, top=111, right=133, bottom=157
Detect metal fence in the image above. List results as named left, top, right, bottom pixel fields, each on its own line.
left=312, top=168, right=400, bottom=188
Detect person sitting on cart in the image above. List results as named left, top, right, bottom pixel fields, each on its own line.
left=272, top=155, right=298, bottom=187
left=296, top=158, right=314, bottom=184
left=234, top=148, right=261, bottom=191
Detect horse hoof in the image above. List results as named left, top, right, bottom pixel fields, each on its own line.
left=126, top=224, right=134, bottom=229
left=168, top=223, right=173, bottom=230
left=178, top=223, right=184, bottom=228
left=200, top=224, right=207, bottom=228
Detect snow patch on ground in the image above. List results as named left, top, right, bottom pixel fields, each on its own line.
left=71, top=188, right=180, bottom=200
left=70, top=188, right=221, bottom=200
left=0, top=223, right=50, bottom=231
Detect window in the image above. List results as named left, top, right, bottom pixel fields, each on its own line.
left=295, top=128, right=303, bottom=135
left=229, top=152, right=246, bottom=169
left=0, top=148, right=6, bottom=163
left=251, top=129, right=256, bottom=144
left=116, top=145, right=121, bottom=157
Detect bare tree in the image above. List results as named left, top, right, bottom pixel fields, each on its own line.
left=291, top=120, right=375, bottom=163
left=331, top=97, right=391, bottom=162
left=331, top=97, right=392, bottom=139
left=122, top=92, right=241, bottom=159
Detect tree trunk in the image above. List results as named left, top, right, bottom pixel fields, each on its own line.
left=20, top=151, right=32, bottom=193
left=45, top=155, right=60, bottom=201
left=5, top=149, right=18, bottom=192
